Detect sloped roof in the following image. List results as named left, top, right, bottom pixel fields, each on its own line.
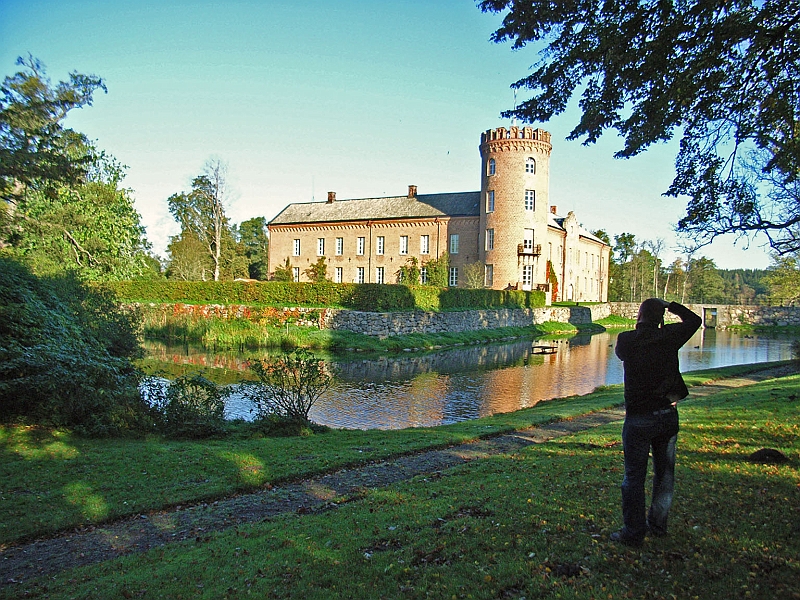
left=269, top=192, right=481, bottom=226
left=548, top=212, right=608, bottom=246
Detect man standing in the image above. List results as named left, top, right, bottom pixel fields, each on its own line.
left=612, top=298, right=702, bottom=547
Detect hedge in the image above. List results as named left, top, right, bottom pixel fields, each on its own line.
left=100, top=281, right=546, bottom=312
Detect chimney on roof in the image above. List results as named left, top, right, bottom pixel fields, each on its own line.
left=408, top=185, right=417, bottom=198
left=550, top=205, right=557, bottom=215
left=327, top=191, right=336, bottom=204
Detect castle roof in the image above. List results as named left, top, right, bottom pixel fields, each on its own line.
left=269, top=192, right=481, bottom=226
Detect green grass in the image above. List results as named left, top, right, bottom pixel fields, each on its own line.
left=3, top=362, right=798, bottom=599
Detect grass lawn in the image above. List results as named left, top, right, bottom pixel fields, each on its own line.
left=2, top=362, right=798, bottom=599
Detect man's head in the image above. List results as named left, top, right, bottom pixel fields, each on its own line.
left=638, top=298, right=665, bottom=326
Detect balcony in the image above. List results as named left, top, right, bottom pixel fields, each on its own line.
left=517, top=243, right=542, bottom=256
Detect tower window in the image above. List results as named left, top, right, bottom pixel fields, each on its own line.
left=488, top=158, right=496, bottom=176
left=485, top=264, right=493, bottom=287
left=486, top=190, right=495, bottom=213
left=525, top=190, right=535, bottom=211
left=526, top=157, right=536, bottom=173
left=485, top=228, right=494, bottom=251
left=522, top=265, right=532, bottom=287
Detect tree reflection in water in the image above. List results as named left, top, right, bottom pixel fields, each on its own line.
left=142, top=329, right=792, bottom=430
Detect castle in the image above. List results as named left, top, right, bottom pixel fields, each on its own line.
left=268, top=126, right=610, bottom=303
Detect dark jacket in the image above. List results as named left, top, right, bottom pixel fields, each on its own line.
left=615, top=302, right=702, bottom=415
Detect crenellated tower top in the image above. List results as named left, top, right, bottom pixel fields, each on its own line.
left=480, top=126, right=552, bottom=155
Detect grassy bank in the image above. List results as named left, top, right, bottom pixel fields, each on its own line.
left=141, top=317, right=605, bottom=354
left=3, top=363, right=799, bottom=599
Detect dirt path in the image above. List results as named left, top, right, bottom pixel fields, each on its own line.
left=2, top=364, right=795, bottom=587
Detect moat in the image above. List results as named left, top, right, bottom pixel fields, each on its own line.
left=143, top=329, right=793, bottom=430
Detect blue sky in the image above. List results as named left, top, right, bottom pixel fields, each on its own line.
left=1, top=0, right=772, bottom=270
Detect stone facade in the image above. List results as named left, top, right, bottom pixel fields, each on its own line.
left=268, top=127, right=610, bottom=302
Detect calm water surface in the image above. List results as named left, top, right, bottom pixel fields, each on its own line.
left=144, top=330, right=792, bottom=430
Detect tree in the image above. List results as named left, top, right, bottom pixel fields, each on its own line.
left=166, top=230, right=212, bottom=280
left=237, top=217, right=269, bottom=280
left=6, top=153, right=151, bottom=280
left=167, top=159, right=231, bottom=281
left=0, top=256, right=148, bottom=435
left=422, top=253, right=449, bottom=287
left=243, top=349, right=334, bottom=427
left=462, top=261, right=485, bottom=289
left=763, top=255, right=800, bottom=304
left=686, top=257, right=726, bottom=303
left=397, top=257, right=421, bottom=285
left=480, top=1, right=800, bottom=254
left=272, top=257, right=293, bottom=282
left=1, top=55, right=106, bottom=204
left=304, top=256, right=328, bottom=282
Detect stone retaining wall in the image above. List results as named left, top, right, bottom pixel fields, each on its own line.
left=322, top=303, right=611, bottom=338
left=608, top=302, right=800, bottom=328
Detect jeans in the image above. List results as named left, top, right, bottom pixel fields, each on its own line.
left=620, top=407, right=679, bottom=542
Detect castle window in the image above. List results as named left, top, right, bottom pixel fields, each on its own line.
left=376, top=236, right=385, bottom=255
left=526, top=157, right=536, bottom=173
left=292, top=267, right=300, bottom=282
left=356, top=267, right=365, bottom=284
left=449, top=234, right=459, bottom=254
left=421, top=266, right=428, bottom=284
left=317, top=238, right=325, bottom=256
left=399, top=235, right=408, bottom=255
left=448, top=267, right=458, bottom=287
left=335, top=267, right=343, bottom=283
left=524, top=229, right=534, bottom=251
left=336, top=237, right=343, bottom=255
left=485, top=228, right=494, bottom=251
left=485, top=264, right=493, bottom=287
left=357, top=237, right=365, bottom=255
left=376, top=267, right=385, bottom=284
left=488, top=158, right=496, bottom=176
left=293, top=239, right=301, bottom=256
left=525, top=190, right=535, bottom=211
left=420, top=235, right=430, bottom=254
left=486, top=190, right=495, bottom=212
left=522, top=265, right=532, bottom=287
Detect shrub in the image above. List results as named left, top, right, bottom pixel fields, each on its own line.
left=0, top=256, right=149, bottom=435
left=144, top=372, right=230, bottom=438
left=241, top=349, right=334, bottom=430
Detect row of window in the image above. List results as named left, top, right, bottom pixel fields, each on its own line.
left=288, top=265, right=462, bottom=286
left=485, top=189, right=535, bottom=212
left=293, top=234, right=463, bottom=257
left=487, top=157, right=536, bottom=176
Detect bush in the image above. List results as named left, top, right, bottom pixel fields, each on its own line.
left=143, top=372, right=230, bottom=438
left=0, top=256, right=149, bottom=435
left=241, top=349, right=334, bottom=430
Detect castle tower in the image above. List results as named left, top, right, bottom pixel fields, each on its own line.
left=479, top=126, right=552, bottom=292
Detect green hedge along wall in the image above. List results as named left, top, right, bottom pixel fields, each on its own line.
left=101, top=281, right=546, bottom=312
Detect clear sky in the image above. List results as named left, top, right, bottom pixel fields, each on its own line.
left=1, top=0, right=773, bottom=270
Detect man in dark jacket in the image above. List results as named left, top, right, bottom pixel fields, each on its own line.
left=612, top=298, right=702, bottom=547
